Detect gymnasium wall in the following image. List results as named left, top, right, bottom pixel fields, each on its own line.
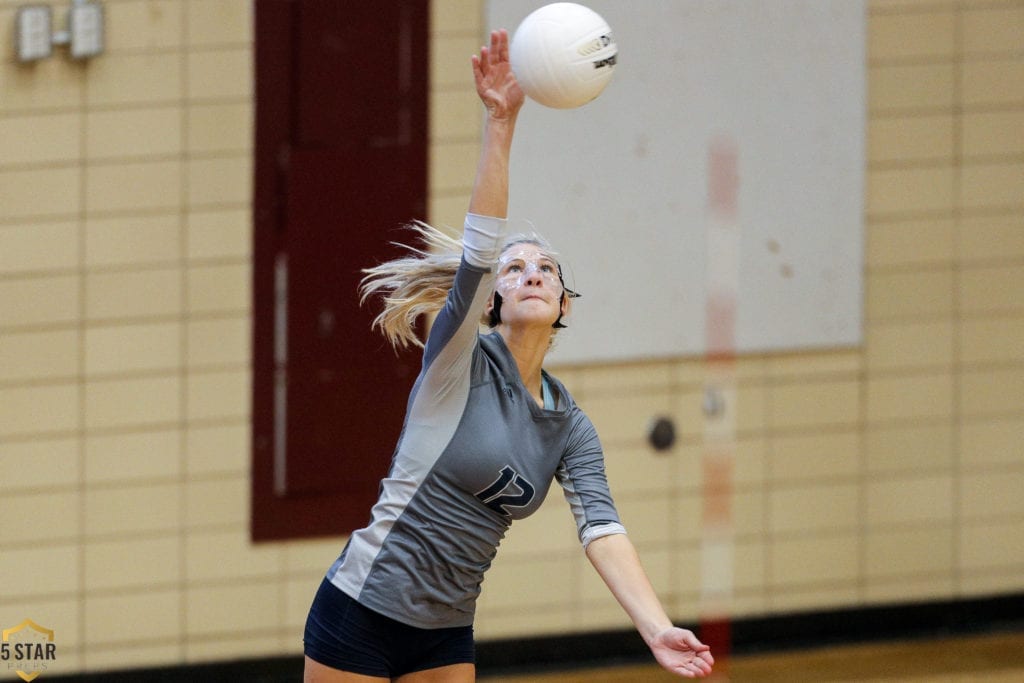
left=1, top=0, right=1022, bottom=676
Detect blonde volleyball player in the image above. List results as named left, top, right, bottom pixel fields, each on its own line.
left=303, top=29, right=714, bottom=682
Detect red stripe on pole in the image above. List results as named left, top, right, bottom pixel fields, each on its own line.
left=708, top=138, right=739, bottom=220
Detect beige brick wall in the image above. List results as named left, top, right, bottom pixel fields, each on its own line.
left=0, top=0, right=1021, bottom=675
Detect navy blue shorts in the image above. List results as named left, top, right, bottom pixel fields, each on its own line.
left=303, top=577, right=475, bottom=677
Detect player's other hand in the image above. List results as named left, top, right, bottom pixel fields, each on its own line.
left=649, top=627, right=714, bottom=678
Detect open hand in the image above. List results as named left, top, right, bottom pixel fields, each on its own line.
left=472, top=29, right=525, bottom=120
left=649, top=627, right=715, bottom=678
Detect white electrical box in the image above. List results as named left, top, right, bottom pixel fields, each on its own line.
left=16, top=5, right=53, bottom=62
left=70, top=2, right=104, bottom=59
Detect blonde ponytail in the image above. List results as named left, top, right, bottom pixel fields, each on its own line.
left=359, top=221, right=464, bottom=350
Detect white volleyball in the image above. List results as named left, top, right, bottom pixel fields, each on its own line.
left=509, top=3, right=618, bottom=109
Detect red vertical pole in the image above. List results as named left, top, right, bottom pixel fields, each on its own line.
left=700, top=137, right=739, bottom=678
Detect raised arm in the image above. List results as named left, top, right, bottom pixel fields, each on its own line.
left=468, top=29, right=525, bottom=219
left=586, top=533, right=715, bottom=678
left=419, top=30, right=524, bottom=362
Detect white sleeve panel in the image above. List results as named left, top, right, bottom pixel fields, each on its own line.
left=581, top=522, right=627, bottom=549
left=462, top=212, right=507, bottom=268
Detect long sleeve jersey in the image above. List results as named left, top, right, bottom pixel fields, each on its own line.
left=327, top=213, right=625, bottom=629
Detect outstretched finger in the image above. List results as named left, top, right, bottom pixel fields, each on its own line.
left=486, top=30, right=500, bottom=65
left=496, top=28, right=510, bottom=62
left=470, top=52, right=484, bottom=86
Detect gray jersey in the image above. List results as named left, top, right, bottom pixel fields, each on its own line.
left=327, top=214, right=625, bottom=629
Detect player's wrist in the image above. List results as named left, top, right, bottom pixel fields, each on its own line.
left=640, top=621, right=676, bottom=646
left=484, top=111, right=518, bottom=131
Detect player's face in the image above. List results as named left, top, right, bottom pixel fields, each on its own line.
left=494, top=243, right=566, bottom=328
left=496, top=244, right=563, bottom=296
